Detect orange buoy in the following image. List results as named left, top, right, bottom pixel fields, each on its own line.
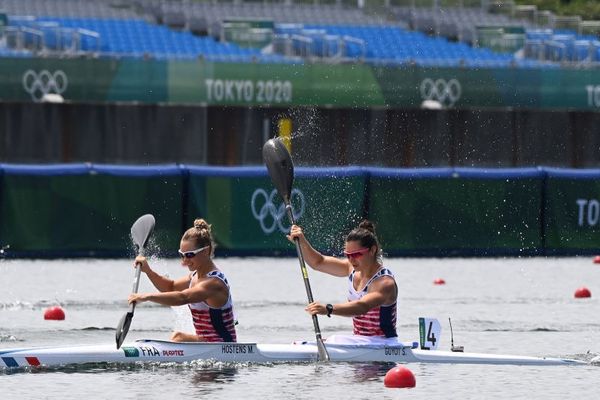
left=43, top=306, right=65, bottom=320
left=384, top=365, right=416, bottom=388
left=574, top=287, right=591, bottom=299
left=594, top=256, right=600, bottom=264
left=433, top=278, right=446, bottom=285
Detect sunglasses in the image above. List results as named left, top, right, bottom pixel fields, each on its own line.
left=178, top=245, right=209, bottom=259
left=343, top=247, right=370, bottom=260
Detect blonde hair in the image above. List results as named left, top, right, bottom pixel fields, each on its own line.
left=182, top=218, right=215, bottom=257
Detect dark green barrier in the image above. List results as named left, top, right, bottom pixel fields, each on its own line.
left=0, top=164, right=90, bottom=256
left=368, top=168, right=545, bottom=256
left=373, top=67, right=600, bottom=109
left=0, top=164, right=184, bottom=257
left=3, top=164, right=600, bottom=257
left=2, top=58, right=600, bottom=109
left=0, top=58, right=166, bottom=103
left=186, top=166, right=367, bottom=255
left=544, top=168, right=600, bottom=255
left=88, top=165, right=185, bottom=255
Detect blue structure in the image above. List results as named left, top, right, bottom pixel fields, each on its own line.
left=1, top=1, right=596, bottom=68
left=281, top=24, right=554, bottom=68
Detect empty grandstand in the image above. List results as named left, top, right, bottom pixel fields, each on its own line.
left=1, top=0, right=597, bottom=67
left=1, top=0, right=599, bottom=167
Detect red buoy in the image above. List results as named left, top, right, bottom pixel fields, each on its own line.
left=594, top=256, right=600, bottom=264
left=384, top=365, right=416, bottom=388
left=574, top=287, right=591, bottom=299
left=433, top=278, right=446, bottom=285
left=43, top=306, right=65, bottom=320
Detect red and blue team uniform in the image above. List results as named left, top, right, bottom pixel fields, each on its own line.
left=188, top=270, right=237, bottom=342
left=348, top=267, right=397, bottom=338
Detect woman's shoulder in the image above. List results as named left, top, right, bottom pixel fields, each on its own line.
left=369, top=271, right=396, bottom=291
left=378, top=267, right=394, bottom=277
left=207, top=269, right=226, bottom=278
left=205, top=269, right=231, bottom=287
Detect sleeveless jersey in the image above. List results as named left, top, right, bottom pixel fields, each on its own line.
left=188, top=270, right=237, bottom=342
left=348, top=267, right=397, bottom=338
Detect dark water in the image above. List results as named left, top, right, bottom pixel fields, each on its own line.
left=1, top=257, right=599, bottom=399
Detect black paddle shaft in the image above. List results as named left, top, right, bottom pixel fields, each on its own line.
left=263, top=138, right=329, bottom=361
left=286, top=205, right=316, bottom=304
left=263, top=138, right=320, bottom=305
left=286, top=205, right=327, bottom=354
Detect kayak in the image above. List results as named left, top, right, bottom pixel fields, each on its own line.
left=0, top=339, right=584, bottom=368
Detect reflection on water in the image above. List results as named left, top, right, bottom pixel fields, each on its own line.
left=350, top=362, right=396, bottom=382
left=191, top=367, right=238, bottom=384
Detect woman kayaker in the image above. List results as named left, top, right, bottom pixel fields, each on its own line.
left=128, top=218, right=236, bottom=342
left=287, top=220, right=398, bottom=344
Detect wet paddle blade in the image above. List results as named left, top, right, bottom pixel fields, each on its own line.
left=115, top=311, right=133, bottom=349
left=263, top=138, right=330, bottom=362
left=115, top=214, right=155, bottom=349
left=262, top=137, right=294, bottom=203
left=130, top=214, right=155, bottom=253
left=317, top=339, right=330, bottom=362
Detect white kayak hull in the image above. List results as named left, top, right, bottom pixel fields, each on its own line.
left=0, top=339, right=584, bottom=368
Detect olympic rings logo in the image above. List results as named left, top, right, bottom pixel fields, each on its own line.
left=420, top=78, right=461, bottom=107
left=251, top=188, right=305, bottom=234
left=22, top=69, right=68, bottom=102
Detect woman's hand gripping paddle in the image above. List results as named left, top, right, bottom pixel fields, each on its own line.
left=115, top=214, right=155, bottom=349
left=263, top=137, right=330, bottom=362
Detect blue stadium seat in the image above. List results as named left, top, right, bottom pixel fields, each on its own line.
left=2, top=14, right=579, bottom=68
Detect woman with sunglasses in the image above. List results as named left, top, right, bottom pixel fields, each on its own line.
left=288, top=220, right=398, bottom=344
left=128, top=218, right=237, bottom=343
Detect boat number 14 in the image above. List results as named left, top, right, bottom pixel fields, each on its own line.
left=419, top=317, right=441, bottom=350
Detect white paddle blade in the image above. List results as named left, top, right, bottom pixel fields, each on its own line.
left=116, top=215, right=155, bottom=349
left=130, top=214, right=155, bottom=254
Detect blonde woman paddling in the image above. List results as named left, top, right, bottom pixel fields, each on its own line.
left=128, top=219, right=237, bottom=342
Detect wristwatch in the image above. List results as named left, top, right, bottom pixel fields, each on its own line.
left=326, top=303, right=334, bottom=318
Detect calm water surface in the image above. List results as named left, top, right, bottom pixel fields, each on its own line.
left=1, top=257, right=599, bottom=399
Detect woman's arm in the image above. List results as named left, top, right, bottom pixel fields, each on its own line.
left=129, top=277, right=227, bottom=307
left=306, top=276, right=397, bottom=317
left=135, top=256, right=190, bottom=292
left=287, top=225, right=352, bottom=277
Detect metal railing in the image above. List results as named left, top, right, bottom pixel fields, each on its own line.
left=1, top=16, right=102, bottom=57
left=523, top=38, right=600, bottom=67
left=271, top=31, right=365, bottom=62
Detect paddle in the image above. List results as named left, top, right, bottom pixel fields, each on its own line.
left=262, top=137, right=330, bottom=362
left=115, top=214, right=156, bottom=349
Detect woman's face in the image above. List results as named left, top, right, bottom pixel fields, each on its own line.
left=343, top=240, right=372, bottom=267
left=178, top=239, right=209, bottom=270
